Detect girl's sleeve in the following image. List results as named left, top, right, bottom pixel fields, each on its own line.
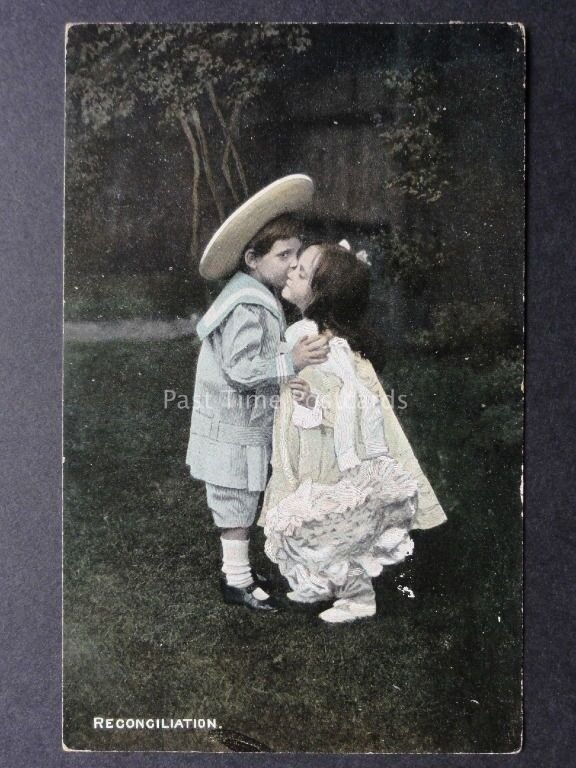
left=220, top=305, right=294, bottom=390
left=291, top=370, right=341, bottom=429
left=285, top=318, right=319, bottom=349
left=291, top=395, right=323, bottom=429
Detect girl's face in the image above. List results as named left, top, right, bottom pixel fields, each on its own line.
left=281, top=245, right=321, bottom=311
left=245, top=237, right=301, bottom=290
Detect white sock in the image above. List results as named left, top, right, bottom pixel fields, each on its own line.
left=220, top=538, right=269, bottom=600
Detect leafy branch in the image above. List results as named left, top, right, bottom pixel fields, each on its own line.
left=66, top=24, right=312, bottom=263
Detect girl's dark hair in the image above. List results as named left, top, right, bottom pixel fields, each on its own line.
left=239, top=214, right=303, bottom=272
left=304, top=242, right=371, bottom=355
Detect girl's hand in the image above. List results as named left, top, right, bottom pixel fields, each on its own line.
left=288, top=377, right=317, bottom=409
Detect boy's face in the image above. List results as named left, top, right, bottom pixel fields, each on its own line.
left=245, top=238, right=301, bottom=290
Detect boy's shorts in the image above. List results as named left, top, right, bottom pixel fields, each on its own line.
left=206, top=483, right=261, bottom=528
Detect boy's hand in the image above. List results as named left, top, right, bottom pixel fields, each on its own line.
left=291, top=334, right=329, bottom=372
left=288, top=377, right=317, bottom=408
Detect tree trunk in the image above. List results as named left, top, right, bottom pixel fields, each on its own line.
left=178, top=112, right=201, bottom=265
left=222, top=104, right=238, bottom=200
left=207, top=84, right=249, bottom=197
left=207, top=88, right=239, bottom=203
left=191, top=106, right=226, bottom=222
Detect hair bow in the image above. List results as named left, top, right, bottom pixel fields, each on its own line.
left=338, top=239, right=372, bottom=267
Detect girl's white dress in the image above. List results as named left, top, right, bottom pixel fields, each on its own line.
left=259, top=319, right=446, bottom=604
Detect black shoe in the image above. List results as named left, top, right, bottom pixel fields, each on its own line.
left=250, top=569, right=273, bottom=591
left=219, top=571, right=273, bottom=592
left=220, top=580, right=282, bottom=613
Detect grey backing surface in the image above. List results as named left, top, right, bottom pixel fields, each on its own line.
left=1, top=0, right=575, bottom=766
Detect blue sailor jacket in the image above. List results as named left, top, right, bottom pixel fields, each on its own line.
left=186, top=272, right=294, bottom=491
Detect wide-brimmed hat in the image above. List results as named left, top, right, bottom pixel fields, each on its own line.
left=199, top=174, right=314, bottom=280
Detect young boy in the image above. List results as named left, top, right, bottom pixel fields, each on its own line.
left=186, top=175, right=329, bottom=612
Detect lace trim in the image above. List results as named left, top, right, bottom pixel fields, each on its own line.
left=263, top=456, right=417, bottom=538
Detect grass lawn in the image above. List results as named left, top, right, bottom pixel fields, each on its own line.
left=63, top=337, right=522, bottom=753
left=64, top=271, right=208, bottom=322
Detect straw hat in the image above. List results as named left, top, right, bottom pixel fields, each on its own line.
left=199, top=174, right=314, bottom=280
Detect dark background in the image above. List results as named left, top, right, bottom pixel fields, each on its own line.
left=64, top=22, right=523, bottom=354
left=1, top=1, right=575, bottom=767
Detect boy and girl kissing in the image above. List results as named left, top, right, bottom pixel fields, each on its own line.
left=186, top=175, right=446, bottom=624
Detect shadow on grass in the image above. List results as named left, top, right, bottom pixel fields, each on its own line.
left=63, top=338, right=522, bottom=753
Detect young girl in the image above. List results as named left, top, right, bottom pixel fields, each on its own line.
left=259, top=241, right=446, bottom=623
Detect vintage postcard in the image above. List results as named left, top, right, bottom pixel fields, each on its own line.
left=63, top=22, right=525, bottom=753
